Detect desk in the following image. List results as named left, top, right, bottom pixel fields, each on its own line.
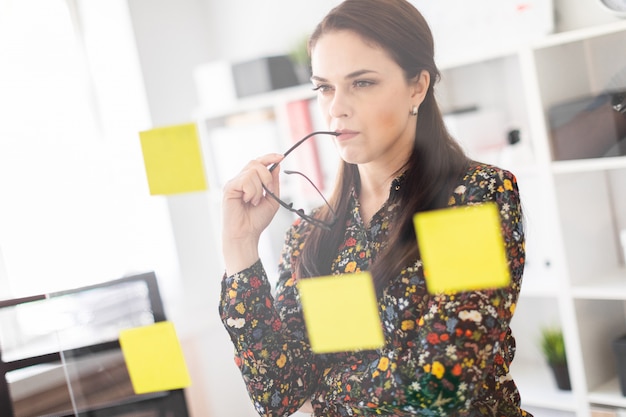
left=0, top=273, right=189, bottom=417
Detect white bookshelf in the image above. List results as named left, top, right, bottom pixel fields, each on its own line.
left=436, top=20, right=626, bottom=417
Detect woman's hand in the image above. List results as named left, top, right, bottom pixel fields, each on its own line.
left=221, top=153, right=283, bottom=275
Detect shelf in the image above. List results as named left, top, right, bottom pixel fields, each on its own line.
left=438, top=44, right=520, bottom=72
left=194, top=84, right=316, bottom=120
left=552, top=157, right=626, bottom=174
left=512, top=363, right=578, bottom=412
left=532, top=19, right=626, bottom=49
left=571, top=268, right=626, bottom=300
left=588, top=378, right=626, bottom=408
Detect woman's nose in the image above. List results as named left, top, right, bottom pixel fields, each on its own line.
left=328, top=91, right=351, bottom=119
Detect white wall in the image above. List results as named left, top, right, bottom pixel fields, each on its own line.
left=127, top=0, right=215, bottom=126
left=205, top=0, right=341, bottom=62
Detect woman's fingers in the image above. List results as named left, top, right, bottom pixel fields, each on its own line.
left=241, top=178, right=264, bottom=206
left=253, top=153, right=283, bottom=194
left=221, top=153, right=284, bottom=274
left=229, top=154, right=282, bottom=204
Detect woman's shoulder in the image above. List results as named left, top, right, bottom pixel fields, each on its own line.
left=450, top=161, right=519, bottom=206
left=461, top=161, right=517, bottom=183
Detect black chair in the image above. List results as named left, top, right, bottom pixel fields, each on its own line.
left=0, top=272, right=189, bottom=417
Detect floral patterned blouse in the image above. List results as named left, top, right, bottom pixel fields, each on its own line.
left=219, top=163, right=530, bottom=417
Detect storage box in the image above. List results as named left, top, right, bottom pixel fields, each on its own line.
left=612, top=334, right=626, bottom=396
left=548, top=91, right=626, bottom=161
left=231, top=55, right=299, bottom=98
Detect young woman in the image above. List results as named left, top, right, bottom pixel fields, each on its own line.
left=219, top=0, right=530, bottom=415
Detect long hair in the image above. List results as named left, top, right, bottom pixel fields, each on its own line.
left=296, top=0, right=470, bottom=293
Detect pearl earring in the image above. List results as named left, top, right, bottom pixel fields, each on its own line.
left=410, top=105, right=419, bottom=116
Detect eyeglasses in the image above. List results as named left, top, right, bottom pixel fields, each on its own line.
left=263, top=131, right=340, bottom=230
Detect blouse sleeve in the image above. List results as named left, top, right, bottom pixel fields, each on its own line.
left=218, top=222, right=319, bottom=417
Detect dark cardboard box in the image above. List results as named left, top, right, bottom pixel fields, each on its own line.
left=231, top=55, right=299, bottom=98
left=548, top=90, right=626, bottom=161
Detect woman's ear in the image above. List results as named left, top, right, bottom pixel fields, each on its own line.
left=410, top=69, right=430, bottom=106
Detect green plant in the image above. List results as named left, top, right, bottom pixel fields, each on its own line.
left=288, top=35, right=312, bottom=84
left=540, top=327, right=567, bottom=365
left=288, top=35, right=310, bottom=67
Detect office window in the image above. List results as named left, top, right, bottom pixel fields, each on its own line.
left=0, top=0, right=179, bottom=298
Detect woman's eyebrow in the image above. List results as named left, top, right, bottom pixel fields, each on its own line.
left=311, top=69, right=378, bottom=83
left=345, top=69, right=377, bottom=79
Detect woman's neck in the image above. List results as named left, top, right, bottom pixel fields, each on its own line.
left=357, top=164, right=402, bottom=226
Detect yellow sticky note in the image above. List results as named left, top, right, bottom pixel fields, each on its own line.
left=119, top=321, right=191, bottom=394
left=139, top=123, right=207, bottom=195
left=298, top=272, right=384, bottom=354
left=413, top=202, right=511, bottom=294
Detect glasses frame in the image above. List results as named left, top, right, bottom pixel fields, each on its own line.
left=263, top=131, right=340, bottom=230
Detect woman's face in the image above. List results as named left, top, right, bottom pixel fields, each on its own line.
left=310, top=30, right=428, bottom=170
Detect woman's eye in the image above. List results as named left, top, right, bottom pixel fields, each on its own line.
left=354, top=80, right=374, bottom=88
left=312, top=84, right=333, bottom=93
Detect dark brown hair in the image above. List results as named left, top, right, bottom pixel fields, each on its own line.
left=296, top=0, right=470, bottom=293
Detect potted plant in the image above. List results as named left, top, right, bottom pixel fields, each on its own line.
left=540, top=326, right=571, bottom=390
left=288, top=35, right=311, bottom=84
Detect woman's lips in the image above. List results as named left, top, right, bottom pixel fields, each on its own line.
left=335, top=130, right=359, bottom=140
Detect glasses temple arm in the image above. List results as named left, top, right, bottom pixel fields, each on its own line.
left=268, top=130, right=339, bottom=173
left=283, top=170, right=337, bottom=217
